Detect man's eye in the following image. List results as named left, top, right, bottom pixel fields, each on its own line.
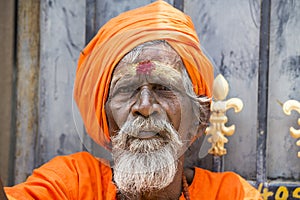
left=153, top=85, right=171, bottom=91
left=117, top=87, right=133, bottom=93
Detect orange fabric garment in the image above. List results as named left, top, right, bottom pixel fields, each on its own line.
left=5, top=152, right=262, bottom=200
left=73, top=1, right=214, bottom=149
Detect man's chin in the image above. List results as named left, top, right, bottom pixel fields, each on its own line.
left=112, top=146, right=178, bottom=195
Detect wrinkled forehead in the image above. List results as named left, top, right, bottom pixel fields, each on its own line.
left=114, top=41, right=184, bottom=73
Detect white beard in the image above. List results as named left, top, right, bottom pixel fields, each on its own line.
left=111, top=117, right=183, bottom=195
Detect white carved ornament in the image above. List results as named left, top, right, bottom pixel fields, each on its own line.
left=283, top=99, right=300, bottom=158
left=205, top=74, right=243, bottom=156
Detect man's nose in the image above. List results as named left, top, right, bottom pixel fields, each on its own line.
left=131, top=87, right=160, bottom=117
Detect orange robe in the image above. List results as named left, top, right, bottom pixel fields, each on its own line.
left=5, top=152, right=262, bottom=200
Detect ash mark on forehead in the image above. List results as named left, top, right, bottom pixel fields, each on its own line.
left=136, top=60, right=156, bottom=75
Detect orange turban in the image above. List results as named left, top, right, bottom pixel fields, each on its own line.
left=74, top=0, right=214, bottom=149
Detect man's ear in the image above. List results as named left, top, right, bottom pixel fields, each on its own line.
left=196, top=100, right=211, bottom=134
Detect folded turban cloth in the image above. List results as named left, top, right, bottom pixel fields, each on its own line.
left=74, top=0, right=214, bottom=149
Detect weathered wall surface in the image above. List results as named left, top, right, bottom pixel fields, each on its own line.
left=36, top=0, right=86, bottom=169
left=267, top=0, right=300, bottom=180
left=14, top=0, right=40, bottom=184
left=0, top=0, right=15, bottom=186
left=1, top=0, right=299, bottom=188
left=185, top=0, right=260, bottom=180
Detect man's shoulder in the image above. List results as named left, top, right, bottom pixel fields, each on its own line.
left=193, top=167, right=242, bottom=184
left=46, top=151, right=96, bottom=165
left=38, top=151, right=111, bottom=175
left=32, top=151, right=113, bottom=190
left=191, top=167, right=262, bottom=199
left=62, top=151, right=98, bottom=161
left=5, top=153, right=114, bottom=199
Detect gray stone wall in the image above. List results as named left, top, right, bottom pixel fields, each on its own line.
left=1, top=0, right=299, bottom=186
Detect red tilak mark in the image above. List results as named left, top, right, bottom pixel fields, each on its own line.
left=136, top=60, right=155, bottom=75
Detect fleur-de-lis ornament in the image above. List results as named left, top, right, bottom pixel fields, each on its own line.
left=205, top=74, right=243, bottom=156
left=282, top=99, right=300, bottom=158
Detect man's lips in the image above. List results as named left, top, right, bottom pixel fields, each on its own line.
left=135, top=131, right=158, bottom=139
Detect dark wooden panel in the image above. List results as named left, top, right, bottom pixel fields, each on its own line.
left=13, top=0, right=40, bottom=184
left=256, top=0, right=271, bottom=185
left=36, top=0, right=86, bottom=173
left=94, top=0, right=174, bottom=33
left=0, top=0, right=15, bottom=186
left=267, top=0, right=300, bottom=180
left=185, top=0, right=261, bottom=179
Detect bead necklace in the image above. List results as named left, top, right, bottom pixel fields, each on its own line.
left=182, top=171, right=191, bottom=200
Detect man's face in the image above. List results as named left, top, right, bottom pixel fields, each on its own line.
left=106, top=44, right=197, bottom=139
left=105, top=43, right=199, bottom=195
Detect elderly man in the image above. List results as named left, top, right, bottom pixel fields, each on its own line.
left=3, top=1, right=262, bottom=199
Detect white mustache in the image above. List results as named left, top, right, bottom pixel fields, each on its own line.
left=111, top=116, right=183, bottom=152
